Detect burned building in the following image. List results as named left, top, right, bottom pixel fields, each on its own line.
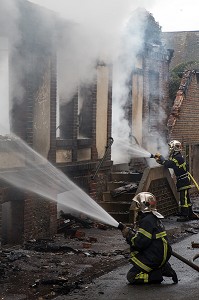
left=0, top=0, right=58, bottom=244
left=0, top=0, right=113, bottom=244
left=119, top=11, right=173, bottom=166
left=0, top=2, right=180, bottom=244
left=99, top=11, right=178, bottom=223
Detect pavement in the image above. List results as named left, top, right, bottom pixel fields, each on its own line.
left=55, top=218, right=199, bottom=300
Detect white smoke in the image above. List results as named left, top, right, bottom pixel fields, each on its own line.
left=1, top=0, right=165, bottom=160
left=0, top=0, right=24, bottom=135
left=29, top=1, right=159, bottom=156
left=0, top=0, right=21, bottom=135
left=112, top=8, right=148, bottom=163
left=29, top=0, right=156, bottom=100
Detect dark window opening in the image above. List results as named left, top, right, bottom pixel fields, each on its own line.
left=124, top=75, right=133, bottom=133
left=78, top=85, right=93, bottom=139
left=59, top=95, right=76, bottom=139
left=196, top=72, right=199, bottom=84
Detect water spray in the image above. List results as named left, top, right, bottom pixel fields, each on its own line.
left=0, top=134, right=119, bottom=228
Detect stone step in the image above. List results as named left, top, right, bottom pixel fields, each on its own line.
left=111, top=163, right=130, bottom=172
left=99, top=201, right=132, bottom=212
left=103, top=191, right=135, bottom=202
left=107, top=181, right=132, bottom=191
left=111, top=172, right=142, bottom=182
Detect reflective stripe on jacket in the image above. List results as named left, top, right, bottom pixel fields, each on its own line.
left=127, top=212, right=171, bottom=272
left=158, top=153, right=192, bottom=191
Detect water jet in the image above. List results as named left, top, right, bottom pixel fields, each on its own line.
left=0, top=134, right=119, bottom=228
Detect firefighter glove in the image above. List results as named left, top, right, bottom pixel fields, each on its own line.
left=121, top=226, right=131, bottom=238
left=154, top=152, right=162, bottom=163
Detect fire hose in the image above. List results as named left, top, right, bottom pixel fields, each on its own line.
left=171, top=250, right=199, bottom=272
left=118, top=223, right=199, bottom=273
left=188, top=172, right=199, bottom=191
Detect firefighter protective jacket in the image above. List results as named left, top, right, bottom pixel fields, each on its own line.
left=157, top=152, right=191, bottom=191
left=126, top=212, right=171, bottom=272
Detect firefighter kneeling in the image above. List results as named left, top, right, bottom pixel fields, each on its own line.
left=118, top=192, right=178, bottom=284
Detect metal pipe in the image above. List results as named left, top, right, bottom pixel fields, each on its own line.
left=91, top=137, right=114, bottom=180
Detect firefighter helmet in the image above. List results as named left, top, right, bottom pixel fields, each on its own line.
left=168, top=140, right=182, bottom=155
left=131, top=192, right=164, bottom=218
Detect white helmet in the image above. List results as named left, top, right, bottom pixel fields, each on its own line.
left=131, top=192, right=164, bottom=219
left=168, top=140, right=182, bottom=155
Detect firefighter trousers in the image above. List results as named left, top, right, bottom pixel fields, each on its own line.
left=179, top=189, right=192, bottom=217
left=127, top=265, right=163, bottom=284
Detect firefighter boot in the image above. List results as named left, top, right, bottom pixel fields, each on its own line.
left=177, top=208, right=189, bottom=222
left=188, top=206, right=199, bottom=220
left=161, top=262, right=178, bottom=283
left=177, top=216, right=189, bottom=222
left=148, top=269, right=163, bottom=284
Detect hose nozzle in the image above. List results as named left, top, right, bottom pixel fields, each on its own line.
left=118, top=222, right=126, bottom=231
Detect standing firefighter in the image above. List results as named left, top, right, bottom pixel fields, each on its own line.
left=154, top=140, right=198, bottom=222
left=118, top=192, right=178, bottom=284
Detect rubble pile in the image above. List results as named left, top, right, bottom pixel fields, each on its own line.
left=0, top=215, right=127, bottom=299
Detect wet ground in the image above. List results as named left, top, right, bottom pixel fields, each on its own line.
left=62, top=232, right=199, bottom=300
left=0, top=223, right=128, bottom=300
left=1, top=194, right=199, bottom=299
left=1, top=216, right=199, bottom=300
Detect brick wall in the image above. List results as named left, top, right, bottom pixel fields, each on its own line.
left=48, top=54, right=57, bottom=163
left=169, top=72, right=199, bottom=143
left=167, top=70, right=199, bottom=187
left=163, top=31, right=199, bottom=70
left=1, top=1, right=58, bottom=244
left=23, top=193, right=57, bottom=241
left=0, top=187, right=8, bottom=243
left=149, top=178, right=178, bottom=216
left=1, top=1, right=113, bottom=244
left=132, top=166, right=179, bottom=220
left=56, top=65, right=113, bottom=203
left=91, top=77, right=98, bottom=160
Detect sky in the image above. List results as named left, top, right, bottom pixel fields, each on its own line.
left=29, top=0, right=199, bottom=32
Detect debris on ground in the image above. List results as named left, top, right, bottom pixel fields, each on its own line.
left=191, top=242, right=199, bottom=248
left=0, top=212, right=199, bottom=299
left=0, top=217, right=127, bottom=300
left=193, top=253, right=199, bottom=261
left=110, top=182, right=138, bottom=197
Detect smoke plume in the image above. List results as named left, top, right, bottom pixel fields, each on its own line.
left=0, top=0, right=169, bottom=162
left=0, top=0, right=20, bottom=134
